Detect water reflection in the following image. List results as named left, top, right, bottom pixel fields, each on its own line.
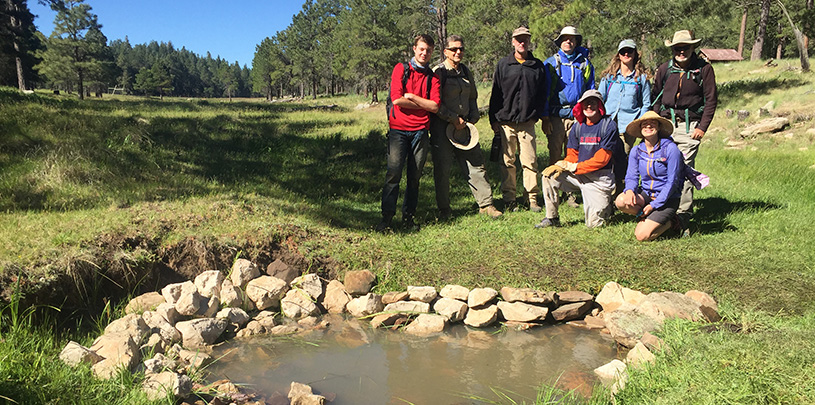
left=208, top=316, right=617, bottom=404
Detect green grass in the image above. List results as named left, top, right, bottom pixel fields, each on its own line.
left=0, top=58, right=814, bottom=403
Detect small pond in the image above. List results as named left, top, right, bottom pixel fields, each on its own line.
left=207, top=314, right=618, bottom=404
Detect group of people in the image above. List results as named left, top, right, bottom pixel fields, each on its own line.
left=376, top=26, right=717, bottom=241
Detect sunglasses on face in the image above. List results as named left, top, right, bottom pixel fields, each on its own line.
left=446, top=47, right=464, bottom=53
left=673, top=45, right=691, bottom=52
left=618, top=48, right=635, bottom=55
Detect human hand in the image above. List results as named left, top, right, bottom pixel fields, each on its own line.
left=642, top=204, right=654, bottom=216
left=554, top=160, right=578, bottom=172
left=454, top=116, right=467, bottom=130
left=542, top=164, right=565, bottom=179
left=691, top=128, right=705, bottom=140
left=624, top=190, right=637, bottom=207
left=541, top=116, right=553, bottom=134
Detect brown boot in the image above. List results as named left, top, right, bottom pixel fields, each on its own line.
left=529, top=197, right=542, bottom=213
left=479, top=205, right=503, bottom=219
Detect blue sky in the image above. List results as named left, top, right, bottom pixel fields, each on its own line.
left=29, top=1, right=305, bottom=68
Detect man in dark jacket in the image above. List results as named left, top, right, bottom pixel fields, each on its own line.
left=488, top=27, right=550, bottom=212
left=652, top=30, right=718, bottom=235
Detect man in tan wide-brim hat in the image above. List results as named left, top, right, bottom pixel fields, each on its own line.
left=651, top=29, right=718, bottom=237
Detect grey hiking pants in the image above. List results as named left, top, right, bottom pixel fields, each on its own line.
left=542, top=168, right=615, bottom=228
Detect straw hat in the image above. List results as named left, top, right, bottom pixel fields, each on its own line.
left=555, top=26, right=582, bottom=47
left=625, top=111, right=674, bottom=138
left=446, top=122, right=480, bottom=150
left=664, top=30, right=702, bottom=47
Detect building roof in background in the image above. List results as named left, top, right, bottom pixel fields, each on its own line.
left=699, top=48, right=744, bottom=62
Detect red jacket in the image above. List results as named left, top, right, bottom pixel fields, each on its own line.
left=389, top=62, right=441, bottom=131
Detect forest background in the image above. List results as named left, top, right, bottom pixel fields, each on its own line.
left=1, top=0, right=813, bottom=102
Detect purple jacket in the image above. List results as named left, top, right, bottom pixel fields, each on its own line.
left=624, top=138, right=683, bottom=210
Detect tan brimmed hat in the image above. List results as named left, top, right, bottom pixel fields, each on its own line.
left=577, top=89, right=602, bottom=104
left=626, top=111, right=674, bottom=138
left=512, top=27, right=531, bottom=38
left=664, top=30, right=702, bottom=47
left=555, top=26, right=582, bottom=46
left=446, top=122, right=480, bottom=150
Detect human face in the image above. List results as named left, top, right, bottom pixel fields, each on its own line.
left=640, top=120, right=659, bottom=138
left=444, top=41, right=464, bottom=65
left=672, top=44, right=694, bottom=64
left=512, top=35, right=530, bottom=56
left=582, top=98, right=600, bottom=119
left=560, top=35, right=577, bottom=54
left=618, top=48, right=635, bottom=65
left=413, top=41, right=434, bottom=66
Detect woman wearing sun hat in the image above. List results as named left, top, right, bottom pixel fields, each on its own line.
left=614, top=111, right=684, bottom=241
left=599, top=39, right=651, bottom=155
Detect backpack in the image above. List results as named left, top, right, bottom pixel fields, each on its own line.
left=386, top=62, right=434, bottom=120
left=604, top=74, right=644, bottom=108
left=652, top=58, right=707, bottom=132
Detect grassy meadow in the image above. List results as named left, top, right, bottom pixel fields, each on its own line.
left=1, top=58, right=814, bottom=403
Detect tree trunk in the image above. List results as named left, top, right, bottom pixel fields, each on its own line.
left=78, top=69, right=85, bottom=100
left=435, top=0, right=448, bottom=62
left=777, top=0, right=810, bottom=71
left=751, top=0, right=771, bottom=60
left=6, top=0, right=27, bottom=91
left=738, top=6, right=747, bottom=56
left=776, top=21, right=784, bottom=59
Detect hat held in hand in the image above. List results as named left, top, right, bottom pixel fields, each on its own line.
left=446, top=122, right=480, bottom=150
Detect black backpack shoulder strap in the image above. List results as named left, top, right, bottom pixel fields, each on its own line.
left=400, top=62, right=410, bottom=90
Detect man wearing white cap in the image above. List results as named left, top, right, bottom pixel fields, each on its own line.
left=652, top=29, right=718, bottom=236
left=543, top=26, right=596, bottom=166
left=537, top=89, right=621, bottom=229
left=488, top=26, right=550, bottom=213
left=431, top=35, right=502, bottom=220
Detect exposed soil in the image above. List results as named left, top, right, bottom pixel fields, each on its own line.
left=0, top=226, right=344, bottom=326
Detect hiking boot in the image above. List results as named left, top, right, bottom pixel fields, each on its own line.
left=534, top=217, right=561, bottom=229
left=479, top=205, right=503, bottom=219
left=375, top=217, right=393, bottom=233
left=529, top=198, right=542, bottom=213
left=565, top=193, right=580, bottom=208
left=438, top=208, right=452, bottom=221
left=402, top=216, right=420, bottom=232
left=504, top=200, right=519, bottom=212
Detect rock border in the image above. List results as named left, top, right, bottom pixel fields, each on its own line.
left=59, top=259, right=721, bottom=402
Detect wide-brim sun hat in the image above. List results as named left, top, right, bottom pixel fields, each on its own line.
left=555, top=26, right=582, bottom=47
left=446, top=122, right=480, bottom=150
left=577, top=89, right=602, bottom=104
left=626, top=111, right=674, bottom=138
left=664, top=30, right=702, bottom=47
left=617, top=39, right=637, bottom=52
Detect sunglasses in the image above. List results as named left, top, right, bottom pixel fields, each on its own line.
left=446, top=46, right=465, bottom=53
left=672, top=44, right=691, bottom=52
left=618, top=48, right=635, bottom=55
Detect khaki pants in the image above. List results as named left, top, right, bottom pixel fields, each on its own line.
left=499, top=120, right=539, bottom=203
left=542, top=168, right=615, bottom=228
left=670, top=121, right=701, bottom=216
left=546, top=117, right=575, bottom=165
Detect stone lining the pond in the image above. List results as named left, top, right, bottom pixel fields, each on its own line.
left=58, top=259, right=720, bottom=403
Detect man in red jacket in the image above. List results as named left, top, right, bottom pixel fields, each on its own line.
left=377, top=34, right=441, bottom=232
left=652, top=30, right=718, bottom=236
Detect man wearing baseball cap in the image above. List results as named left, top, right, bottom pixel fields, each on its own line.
left=537, top=89, right=622, bottom=229
left=652, top=29, right=718, bottom=236
left=488, top=26, right=551, bottom=213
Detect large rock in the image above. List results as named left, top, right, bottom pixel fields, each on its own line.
left=143, top=353, right=178, bottom=374
left=245, top=275, right=288, bottom=310
left=321, top=280, right=351, bottom=314
left=604, top=304, right=662, bottom=348
left=594, top=359, right=628, bottom=394
left=740, top=117, right=790, bottom=136
left=142, top=371, right=192, bottom=401
left=499, top=287, right=555, bottom=304
left=370, top=313, right=408, bottom=329
left=346, top=293, right=384, bottom=318
left=551, top=301, right=592, bottom=322
left=281, top=289, right=321, bottom=319
left=90, top=332, right=140, bottom=379
left=383, top=300, right=430, bottom=314
left=433, top=297, right=468, bottom=322
left=557, top=291, right=594, bottom=303
left=59, top=341, right=102, bottom=367
left=289, top=382, right=326, bottom=405
left=124, top=292, right=166, bottom=314
left=161, top=281, right=196, bottom=305
left=626, top=341, right=656, bottom=368
left=403, top=314, right=447, bottom=335
left=381, top=291, right=409, bottom=305
left=155, top=303, right=180, bottom=325
left=142, top=311, right=182, bottom=343
left=497, top=301, right=548, bottom=322
left=219, top=279, right=243, bottom=308
left=439, top=284, right=470, bottom=301
left=175, top=318, right=227, bottom=348
left=104, top=313, right=150, bottom=345
left=174, top=290, right=206, bottom=317
left=468, top=288, right=498, bottom=308
left=685, top=290, right=721, bottom=321
left=595, top=282, right=646, bottom=313
left=194, top=270, right=224, bottom=298
left=463, top=304, right=498, bottom=328
left=266, top=258, right=300, bottom=284
left=216, top=307, right=250, bottom=328
left=230, top=258, right=260, bottom=288
left=407, top=286, right=438, bottom=303
left=638, top=292, right=707, bottom=323
left=344, top=270, right=376, bottom=295
left=291, top=273, right=324, bottom=300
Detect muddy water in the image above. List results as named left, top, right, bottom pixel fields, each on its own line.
left=208, top=315, right=618, bottom=404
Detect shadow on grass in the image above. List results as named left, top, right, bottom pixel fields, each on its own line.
left=718, top=77, right=807, bottom=104
left=693, top=197, right=781, bottom=234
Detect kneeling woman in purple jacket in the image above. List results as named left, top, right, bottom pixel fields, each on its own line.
left=615, top=111, right=683, bottom=241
